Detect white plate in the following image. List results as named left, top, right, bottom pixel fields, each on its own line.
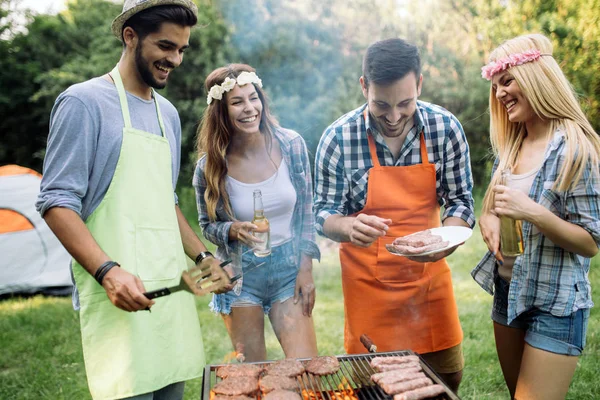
left=387, top=226, right=473, bottom=257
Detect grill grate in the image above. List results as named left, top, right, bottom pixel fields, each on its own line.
left=201, top=350, right=461, bottom=400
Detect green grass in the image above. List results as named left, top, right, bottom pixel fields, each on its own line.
left=1, top=219, right=599, bottom=399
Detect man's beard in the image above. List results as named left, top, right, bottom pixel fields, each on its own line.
left=377, top=116, right=413, bottom=138
left=135, top=43, right=171, bottom=89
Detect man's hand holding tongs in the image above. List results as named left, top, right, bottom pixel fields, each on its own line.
left=196, top=256, right=233, bottom=294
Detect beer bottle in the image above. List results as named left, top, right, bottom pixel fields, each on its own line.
left=252, top=189, right=271, bottom=257
left=499, top=169, right=524, bottom=256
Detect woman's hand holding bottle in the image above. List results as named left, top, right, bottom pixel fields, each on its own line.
left=230, top=221, right=262, bottom=247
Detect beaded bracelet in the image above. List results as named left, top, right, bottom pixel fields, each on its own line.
left=94, top=261, right=120, bottom=285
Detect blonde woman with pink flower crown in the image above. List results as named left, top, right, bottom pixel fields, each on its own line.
left=193, top=64, right=320, bottom=361
left=472, top=33, right=600, bottom=399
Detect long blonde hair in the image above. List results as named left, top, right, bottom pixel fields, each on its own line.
left=196, top=64, right=279, bottom=221
left=482, top=33, right=600, bottom=213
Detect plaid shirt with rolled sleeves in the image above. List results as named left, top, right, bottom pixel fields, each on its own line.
left=193, top=128, right=321, bottom=262
left=313, top=101, right=476, bottom=235
left=472, top=129, right=600, bottom=323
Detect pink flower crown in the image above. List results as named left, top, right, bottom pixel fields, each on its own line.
left=481, top=49, right=550, bottom=80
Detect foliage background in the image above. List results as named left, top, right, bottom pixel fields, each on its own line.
left=2, top=0, right=599, bottom=188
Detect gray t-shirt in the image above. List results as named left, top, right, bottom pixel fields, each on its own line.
left=36, top=77, right=183, bottom=309
left=36, top=77, right=182, bottom=220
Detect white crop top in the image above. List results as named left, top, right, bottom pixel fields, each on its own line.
left=226, top=158, right=297, bottom=246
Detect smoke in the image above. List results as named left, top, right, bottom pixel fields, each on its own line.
left=215, top=0, right=362, bottom=150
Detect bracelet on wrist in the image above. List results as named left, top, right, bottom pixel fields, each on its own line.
left=94, top=261, right=120, bottom=285
left=195, top=251, right=214, bottom=264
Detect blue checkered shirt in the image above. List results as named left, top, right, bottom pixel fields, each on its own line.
left=313, top=101, right=475, bottom=235
left=193, top=128, right=321, bottom=262
left=471, top=129, right=600, bottom=323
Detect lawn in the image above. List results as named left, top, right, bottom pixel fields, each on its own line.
left=1, top=212, right=599, bottom=399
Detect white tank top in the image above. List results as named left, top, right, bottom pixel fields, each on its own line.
left=226, top=158, right=297, bottom=246
left=498, top=166, right=540, bottom=282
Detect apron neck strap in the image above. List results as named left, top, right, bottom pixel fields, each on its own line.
left=419, top=132, right=429, bottom=165
left=109, top=65, right=166, bottom=137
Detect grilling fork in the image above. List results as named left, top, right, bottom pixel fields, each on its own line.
left=144, top=260, right=232, bottom=299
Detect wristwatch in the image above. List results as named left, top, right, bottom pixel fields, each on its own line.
left=195, top=251, right=214, bottom=264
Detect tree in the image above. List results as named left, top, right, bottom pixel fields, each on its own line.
left=0, top=0, right=234, bottom=181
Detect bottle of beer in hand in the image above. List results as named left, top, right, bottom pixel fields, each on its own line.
left=499, top=169, right=523, bottom=256
left=252, top=189, right=271, bottom=257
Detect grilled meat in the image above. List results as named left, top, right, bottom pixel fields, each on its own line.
left=216, top=364, right=263, bottom=379
left=263, top=389, right=303, bottom=400
left=371, top=367, right=423, bottom=384
left=304, top=356, right=340, bottom=376
left=213, top=395, right=254, bottom=400
left=370, top=355, right=421, bottom=368
left=380, top=377, right=433, bottom=395
left=392, top=384, right=446, bottom=400
left=392, top=230, right=434, bottom=247
left=387, top=240, right=449, bottom=255
left=212, top=376, right=259, bottom=396
left=266, top=359, right=305, bottom=377
left=259, top=375, right=299, bottom=393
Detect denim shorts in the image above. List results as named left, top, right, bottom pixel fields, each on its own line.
left=491, top=275, right=589, bottom=356
left=210, top=240, right=299, bottom=315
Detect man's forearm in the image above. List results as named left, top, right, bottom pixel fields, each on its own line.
left=443, top=216, right=470, bottom=228
left=322, top=214, right=354, bottom=243
left=175, top=205, right=210, bottom=260
left=43, top=207, right=110, bottom=276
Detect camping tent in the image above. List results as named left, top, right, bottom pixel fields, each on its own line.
left=0, top=165, right=72, bottom=296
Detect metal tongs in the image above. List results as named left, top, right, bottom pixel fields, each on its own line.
left=143, top=260, right=232, bottom=299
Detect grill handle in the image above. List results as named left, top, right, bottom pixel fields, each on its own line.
left=360, top=334, right=377, bottom=353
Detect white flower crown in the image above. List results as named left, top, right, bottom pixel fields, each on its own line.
left=206, top=71, right=263, bottom=105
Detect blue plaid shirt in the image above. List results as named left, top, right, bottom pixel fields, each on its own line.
left=313, top=101, right=475, bottom=234
left=193, top=128, right=320, bottom=263
left=472, top=129, right=600, bottom=323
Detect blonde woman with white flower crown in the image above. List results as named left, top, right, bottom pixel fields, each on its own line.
left=472, top=33, right=600, bottom=400
left=193, top=64, right=320, bottom=361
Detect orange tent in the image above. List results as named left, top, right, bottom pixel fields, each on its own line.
left=0, top=165, right=72, bottom=296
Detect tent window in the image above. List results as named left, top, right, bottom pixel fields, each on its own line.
left=0, top=209, right=34, bottom=234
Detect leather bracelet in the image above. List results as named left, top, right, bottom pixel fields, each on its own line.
left=195, top=251, right=213, bottom=264
left=94, top=261, right=120, bottom=285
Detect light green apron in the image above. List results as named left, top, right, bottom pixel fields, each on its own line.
left=72, top=65, right=204, bottom=400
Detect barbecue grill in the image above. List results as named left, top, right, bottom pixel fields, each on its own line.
left=201, top=350, right=461, bottom=400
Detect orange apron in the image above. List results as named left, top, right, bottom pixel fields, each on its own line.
left=339, top=119, right=462, bottom=354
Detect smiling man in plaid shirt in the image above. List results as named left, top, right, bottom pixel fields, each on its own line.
left=313, top=38, right=475, bottom=393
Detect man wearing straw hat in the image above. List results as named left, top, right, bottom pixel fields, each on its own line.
left=36, top=1, right=227, bottom=399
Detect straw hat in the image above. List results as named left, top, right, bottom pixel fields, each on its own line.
left=111, top=0, right=198, bottom=40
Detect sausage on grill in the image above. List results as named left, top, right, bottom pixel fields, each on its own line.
left=371, top=367, right=422, bottom=384
left=370, top=355, right=421, bottom=368
left=379, top=377, right=433, bottom=395
left=375, top=362, right=422, bottom=373
left=378, top=371, right=428, bottom=388
left=393, top=384, right=446, bottom=400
